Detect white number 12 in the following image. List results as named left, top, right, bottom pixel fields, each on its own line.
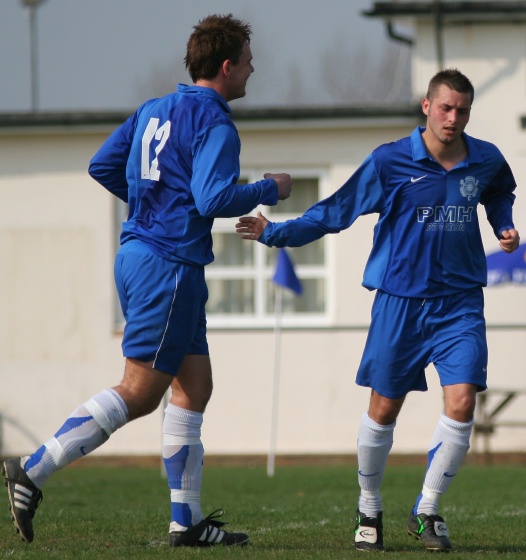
left=141, top=117, right=171, bottom=180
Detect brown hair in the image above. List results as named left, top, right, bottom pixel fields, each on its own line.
left=185, top=14, right=252, bottom=82
left=426, top=68, right=475, bottom=104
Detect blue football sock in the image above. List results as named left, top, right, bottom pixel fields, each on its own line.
left=163, top=404, right=204, bottom=528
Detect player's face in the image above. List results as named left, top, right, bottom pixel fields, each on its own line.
left=422, top=84, right=471, bottom=146
left=225, top=41, right=254, bottom=101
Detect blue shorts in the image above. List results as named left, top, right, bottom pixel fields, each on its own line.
left=114, top=240, right=209, bottom=376
left=356, top=289, right=488, bottom=399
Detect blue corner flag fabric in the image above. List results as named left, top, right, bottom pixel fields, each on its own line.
left=273, top=248, right=303, bottom=295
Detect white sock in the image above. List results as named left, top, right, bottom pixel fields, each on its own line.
left=357, top=413, right=395, bottom=517
left=25, top=389, right=128, bottom=488
left=163, top=404, right=204, bottom=528
left=414, top=413, right=473, bottom=516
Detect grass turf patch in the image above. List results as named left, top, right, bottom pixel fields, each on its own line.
left=0, top=461, right=525, bottom=559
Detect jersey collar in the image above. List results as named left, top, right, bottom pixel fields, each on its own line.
left=410, top=126, right=484, bottom=165
left=177, top=83, right=232, bottom=114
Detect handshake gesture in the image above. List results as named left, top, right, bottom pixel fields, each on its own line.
left=235, top=172, right=291, bottom=240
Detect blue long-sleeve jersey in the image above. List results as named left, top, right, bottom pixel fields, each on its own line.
left=260, top=127, right=516, bottom=298
left=89, top=84, right=278, bottom=266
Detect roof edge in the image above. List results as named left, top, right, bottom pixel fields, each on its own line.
left=0, top=105, right=422, bottom=129
left=364, top=1, right=526, bottom=19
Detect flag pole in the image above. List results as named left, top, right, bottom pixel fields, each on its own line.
left=267, top=285, right=283, bottom=477
left=268, top=248, right=302, bottom=477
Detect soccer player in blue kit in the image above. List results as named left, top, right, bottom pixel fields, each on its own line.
left=2, top=14, right=292, bottom=547
left=236, top=69, right=520, bottom=552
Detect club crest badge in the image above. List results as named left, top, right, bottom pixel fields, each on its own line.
left=460, top=176, right=479, bottom=201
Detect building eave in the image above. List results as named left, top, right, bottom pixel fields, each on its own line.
left=0, top=111, right=130, bottom=129
left=0, top=106, right=424, bottom=135
left=364, top=1, right=526, bottom=24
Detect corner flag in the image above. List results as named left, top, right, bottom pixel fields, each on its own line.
left=273, top=248, right=302, bottom=295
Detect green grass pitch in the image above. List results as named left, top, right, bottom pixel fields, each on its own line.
left=0, top=459, right=525, bottom=559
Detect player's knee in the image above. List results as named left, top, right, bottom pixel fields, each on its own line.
left=447, top=402, right=475, bottom=422
left=129, top=395, right=164, bottom=419
left=171, top=385, right=212, bottom=413
left=115, top=385, right=165, bottom=420
left=444, top=386, right=477, bottom=422
left=189, top=388, right=213, bottom=412
left=445, top=393, right=476, bottom=422
left=369, top=391, right=404, bottom=425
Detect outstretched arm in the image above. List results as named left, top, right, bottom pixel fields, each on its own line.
left=500, top=228, right=520, bottom=253
left=235, top=154, right=386, bottom=248
left=236, top=211, right=268, bottom=240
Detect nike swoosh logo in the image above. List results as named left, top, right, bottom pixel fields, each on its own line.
left=358, top=470, right=381, bottom=477
left=443, top=472, right=456, bottom=478
left=411, top=175, right=427, bottom=183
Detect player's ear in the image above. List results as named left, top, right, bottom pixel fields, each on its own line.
left=222, top=60, right=232, bottom=77
left=422, top=97, right=430, bottom=116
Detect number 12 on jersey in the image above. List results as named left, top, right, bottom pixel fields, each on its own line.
left=141, top=117, right=171, bottom=181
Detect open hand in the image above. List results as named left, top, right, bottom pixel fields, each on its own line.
left=236, top=211, right=269, bottom=240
